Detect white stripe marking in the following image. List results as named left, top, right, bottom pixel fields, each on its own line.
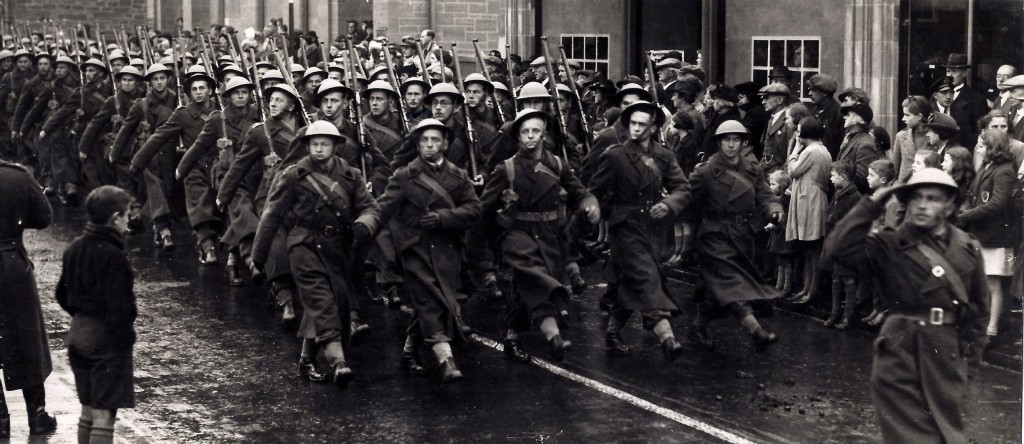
left=470, top=334, right=757, bottom=444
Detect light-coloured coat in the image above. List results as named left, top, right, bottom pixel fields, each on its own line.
left=786, top=140, right=831, bottom=242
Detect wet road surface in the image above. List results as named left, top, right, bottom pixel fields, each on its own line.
left=11, top=205, right=1023, bottom=443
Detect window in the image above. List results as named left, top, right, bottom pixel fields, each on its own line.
left=751, top=37, right=820, bottom=98
left=560, top=34, right=610, bottom=78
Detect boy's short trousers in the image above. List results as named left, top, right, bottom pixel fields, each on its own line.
left=67, top=315, right=135, bottom=409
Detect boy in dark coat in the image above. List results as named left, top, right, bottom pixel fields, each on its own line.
left=823, top=160, right=863, bottom=329
left=56, top=185, right=137, bottom=444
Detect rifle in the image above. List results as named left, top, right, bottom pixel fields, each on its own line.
left=414, top=40, right=432, bottom=87
left=247, top=47, right=274, bottom=157
left=98, top=32, right=122, bottom=129
left=644, top=51, right=660, bottom=108
left=505, top=44, right=518, bottom=113
left=558, top=45, right=591, bottom=155
left=472, top=39, right=505, bottom=125
left=318, top=38, right=330, bottom=71
left=298, top=35, right=309, bottom=68
left=198, top=49, right=228, bottom=145
left=271, top=44, right=311, bottom=127
left=225, top=30, right=245, bottom=74
left=380, top=40, right=410, bottom=133
left=171, top=35, right=185, bottom=107
left=134, top=26, right=149, bottom=68
left=539, top=36, right=571, bottom=165
left=450, top=42, right=482, bottom=186
left=345, top=36, right=369, bottom=185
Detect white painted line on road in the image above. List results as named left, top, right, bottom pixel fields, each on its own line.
left=469, top=334, right=757, bottom=444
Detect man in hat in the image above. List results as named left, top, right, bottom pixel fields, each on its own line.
left=702, top=84, right=742, bottom=157
left=481, top=108, right=600, bottom=362
left=759, top=83, right=793, bottom=174
left=1002, top=75, right=1024, bottom=141
left=579, top=83, right=654, bottom=185
left=482, top=55, right=504, bottom=80
left=589, top=100, right=691, bottom=361
left=30, top=56, right=81, bottom=206
left=944, top=53, right=990, bottom=148
left=12, top=52, right=53, bottom=179
left=930, top=77, right=973, bottom=150
left=135, top=66, right=219, bottom=263
left=376, top=118, right=482, bottom=383
left=736, top=81, right=769, bottom=159
left=391, top=83, right=474, bottom=172
left=807, top=73, right=844, bottom=158
left=655, top=57, right=682, bottom=112
left=838, top=102, right=880, bottom=194
left=253, top=120, right=380, bottom=389
left=769, top=65, right=795, bottom=92
left=825, top=168, right=989, bottom=444
left=110, top=63, right=179, bottom=251
left=79, top=67, right=146, bottom=190
left=486, top=82, right=583, bottom=179
left=0, top=50, right=14, bottom=160
left=460, top=72, right=501, bottom=147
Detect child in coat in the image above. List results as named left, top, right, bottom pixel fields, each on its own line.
left=824, top=161, right=862, bottom=329
left=55, top=186, right=137, bottom=444
left=766, top=169, right=795, bottom=296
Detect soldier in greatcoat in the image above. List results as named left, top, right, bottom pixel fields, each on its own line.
left=30, top=56, right=81, bottom=205
left=253, top=121, right=380, bottom=389
left=11, top=52, right=52, bottom=184
left=78, top=66, right=145, bottom=191
left=134, top=66, right=217, bottom=263
left=687, top=121, right=784, bottom=352
left=589, top=100, right=691, bottom=361
left=0, top=159, right=57, bottom=437
left=45, top=58, right=111, bottom=192
left=376, top=118, right=482, bottom=383
left=480, top=109, right=600, bottom=362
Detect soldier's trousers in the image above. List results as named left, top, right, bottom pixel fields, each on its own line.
left=871, top=317, right=968, bottom=444
left=26, top=127, right=52, bottom=187
left=45, top=130, right=81, bottom=190
left=141, top=151, right=175, bottom=228
left=0, top=116, right=12, bottom=160
left=183, top=167, right=221, bottom=246
left=464, top=221, right=497, bottom=290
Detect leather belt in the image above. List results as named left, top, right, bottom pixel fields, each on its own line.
left=512, top=210, right=560, bottom=222
left=890, top=308, right=959, bottom=326
left=706, top=212, right=753, bottom=225
left=295, top=223, right=348, bottom=237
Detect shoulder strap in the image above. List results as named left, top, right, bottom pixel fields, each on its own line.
left=363, top=117, right=402, bottom=143
left=915, top=242, right=969, bottom=304
left=722, top=167, right=755, bottom=191
left=416, top=169, right=456, bottom=208
left=504, top=157, right=515, bottom=185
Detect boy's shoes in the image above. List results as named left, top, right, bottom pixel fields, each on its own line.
left=605, top=332, right=631, bottom=355
left=503, top=338, right=531, bottom=363
left=298, top=358, right=327, bottom=383
left=752, top=328, right=779, bottom=351
left=332, top=363, right=355, bottom=389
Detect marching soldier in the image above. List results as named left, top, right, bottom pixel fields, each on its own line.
left=109, top=63, right=179, bottom=250
left=390, top=83, right=473, bottom=171
left=253, top=120, right=380, bottom=389
left=480, top=109, right=600, bottom=362
left=33, top=56, right=83, bottom=206
left=687, top=121, right=783, bottom=351
left=0, top=50, right=18, bottom=160
left=78, top=66, right=146, bottom=192
left=825, top=168, right=989, bottom=443
left=376, top=118, right=482, bottom=383
left=12, top=52, right=53, bottom=185
left=179, top=76, right=260, bottom=285
left=589, top=100, right=691, bottom=361
left=135, top=65, right=218, bottom=263
left=399, top=76, right=431, bottom=126
left=52, top=58, right=111, bottom=190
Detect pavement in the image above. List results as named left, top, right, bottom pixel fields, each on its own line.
left=2, top=203, right=1021, bottom=443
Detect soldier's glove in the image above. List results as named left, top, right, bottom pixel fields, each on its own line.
left=216, top=138, right=233, bottom=149
left=75, top=109, right=85, bottom=118
left=38, top=130, right=46, bottom=139
left=216, top=198, right=227, bottom=213
left=770, top=211, right=785, bottom=225
left=419, top=212, right=441, bottom=229
left=352, top=223, right=372, bottom=249
left=583, top=205, right=600, bottom=225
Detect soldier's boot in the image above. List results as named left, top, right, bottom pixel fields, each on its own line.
left=349, top=310, right=371, bottom=344
left=385, top=285, right=403, bottom=309
left=433, top=342, right=463, bottom=383
left=61, top=182, right=79, bottom=207
left=23, top=385, right=56, bottom=435
left=502, top=333, right=531, bottom=363
left=567, top=262, right=587, bottom=295
left=482, top=272, right=503, bottom=300
left=226, top=252, right=245, bottom=286
left=605, top=309, right=632, bottom=355
left=653, top=319, right=683, bottom=362
left=401, top=336, right=429, bottom=375
left=297, top=339, right=327, bottom=383
left=272, top=282, right=297, bottom=329
left=751, top=328, right=779, bottom=351
left=248, top=256, right=266, bottom=286
left=159, top=228, right=174, bottom=252
left=324, top=341, right=354, bottom=389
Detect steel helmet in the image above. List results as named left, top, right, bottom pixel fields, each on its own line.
left=316, top=78, right=353, bottom=99
left=367, top=65, right=388, bottom=80
left=895, top=167, right=959, bottom=203
left=218, top=63, right=246, bottom=80
left=289, top=63, right=305, bottom=75
left=463, top=73, right=493, bottom=93
left=410, top=118, right=448, bottom=138
left=183, top=66, right=215, bottom=90
left=364, top=80, right=398, bottom=98
left=492, top=81, right=510, bottom=94
left=222, top=76, right=255, bottom=96
left=260, top=69, right=285, bottom=84
left=82, top=58, right=108, bottom=73
left=114, top=66, right=143, bottom=81
left=424, top=83, right=464, bottom=106
left=399, top=77, right=430, bottom=96
left=614, top=83, right=653, bottom=105
left=255, top=60, right=274, bottom=71
left=302, top=66, right=325, bottom=82
left=509, top=108, right=553, bottom=136
left=157, top=56, right=174, bottom=66
left=143, top=63, right=173, bottom=80
left=555, top=83, right=573, bottom=98
left=714, top=120, right=749, bottom=138
left=516, top=82, right=550, bottom=101
left=54, top=55, right=77, bottom=68
left=301, top=120, right=344, bottom=142
left=264, top=83, right=302, bottom=106
left=620, top=100, right=666, bottom=127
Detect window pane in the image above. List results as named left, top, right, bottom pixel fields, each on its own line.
left=597, top=37, right=608, bottom=60
left=573, top=36, right=584, bottom=59
left=584, top=36, right=596, bottom=59
left=561, top=36, right=571, bottom=56
left=804, top=40, right=819, bottom=69
left=753, top=40, right=768, bottom=66
left=786, top=40, right=803, bottom=67
left=597, top=62, right=608, bottom=78
left=753, top=69, right=768, bottom=86
left=769, top=40, right=784, bottom=66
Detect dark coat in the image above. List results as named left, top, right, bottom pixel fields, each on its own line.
left=487, top=115, right=584, bottom=181
left=1009, top=103, right=1024, bottom=142
left=253, top=156, right=380, bottom=343
left=589, top=139, right=691, bottom=314
left=837, top=127, right=880, bottom=194
left=810, top=98, right=844, bottom=158
left=391, top=114, right=478, bottom=174
left=825, top=183, right=863, bottom=274
left=959, top=159, right=1018, bottom=248
left=282, top=112, right=393, bottom=196
left=176, top=104, right=260, bottom=182
left=11, top=71, right=55, bottom=133
left=741, top=103, right=771, bottom=159
left=55, top=224, right=136, bottom=350
left=109, top=89, right=177, bottom=162
left=702, top=106, right=742, bottom=157
left=579, top=119, right=627, bottom=186
left=689, top=153, right=783, bottom=305
left=377, top=157, right=481, bottom=343
left=759, top=110, right=791, bottom=173
left=25, top=75, right=78, bottom=136
left=78, top=88, right=145, bottom=159
left=45, top=78, right=112, bottom=138
left=364, top=110, right=406, bottom=160
left=0, top=161, right=52, bottom=390
left=950, top=85, right=990, bottom=148
left=480, top=149, right=597, bottom=326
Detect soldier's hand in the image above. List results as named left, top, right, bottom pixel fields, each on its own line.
left=111, top=115, right=122, bottom=124
left=38, top=130, right=45, bottom=139
left=419, top=212, right=441, bottom=229
left=11, top=130, right=18, bottom=140
left=79, top=151, right=87, bottom=160
left=75, top=109, right=85, bottom=118
left=175, top=170, right=182, bottom=181
left=870, top=185, right=899, bottom=203
left=216, top=198, right=226, bottom=213
left=216, top=138, right=232, bottom=149
left=584, top=205, right=600, bottom=224
left=769, top=211, right=785, bottom=225
left=472, top=174, right=484, bottom=187
left=649, top=202, right=671, bottom=220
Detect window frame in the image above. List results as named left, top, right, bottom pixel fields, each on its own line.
left=560, top=33, right=611, bottom=79
left=750, top=36, right=821, bottom=99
